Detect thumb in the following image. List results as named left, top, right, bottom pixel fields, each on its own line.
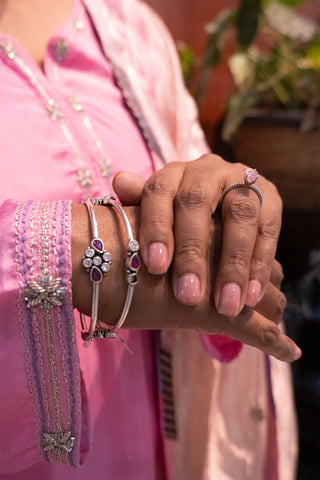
left=112, top=171, right=145, bottom=205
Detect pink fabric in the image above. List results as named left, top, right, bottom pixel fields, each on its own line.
left=0, top=2, right=155, bottom=204
left=199, top=334, right=242, bottom=363
left=0, top=2, right=161, bottom=478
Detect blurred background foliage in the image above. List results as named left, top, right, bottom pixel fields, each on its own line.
left=178, top=0, right=320, bottom=141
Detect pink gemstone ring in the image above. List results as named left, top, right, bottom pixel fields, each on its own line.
left=220, top=168, right=263, bottom=208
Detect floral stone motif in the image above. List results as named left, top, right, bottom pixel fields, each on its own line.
left=82, top=237, right=111, bottom=284
left=126, top=245, right=140, bottom=286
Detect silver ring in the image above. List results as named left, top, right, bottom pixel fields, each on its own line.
left=220, top=168, right=263, bottom=208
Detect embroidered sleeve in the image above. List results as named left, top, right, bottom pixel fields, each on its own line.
left=0, top=200, right=87, bottom=473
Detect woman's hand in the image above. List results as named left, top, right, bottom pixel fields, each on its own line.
left=113, top=154, right=283, bottom=317
left=71, top=204, right=301, bottom=362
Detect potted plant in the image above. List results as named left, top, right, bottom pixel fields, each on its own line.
left=180, top=0, right=320, bottom=210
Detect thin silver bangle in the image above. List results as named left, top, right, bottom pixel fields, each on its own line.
left=81, top=199, right=112, bottom=343
left=94, top=196, right=140, bottom=338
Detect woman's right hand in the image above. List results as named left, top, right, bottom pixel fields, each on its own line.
left=71, top=203, right=301, bottom=362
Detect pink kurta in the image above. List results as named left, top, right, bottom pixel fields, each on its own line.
left=0, top=0, right=297, bottom=479
left=0, top=1, right=162, bottom=478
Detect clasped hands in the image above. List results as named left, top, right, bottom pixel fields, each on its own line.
left=113, top=154, right=301, bottom=362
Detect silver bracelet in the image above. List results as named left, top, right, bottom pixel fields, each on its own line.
left=93, top=196, right=140, bottom=338
left=81, top=199, right=112, bottom=343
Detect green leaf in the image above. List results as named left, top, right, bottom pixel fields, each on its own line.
left=276, top=0, right=305, bottom=6
left=177, top=42, right=196, bottom=82
left=236, top=0, right=263, bottom=49
left=306, top=39, right=320, bottom=70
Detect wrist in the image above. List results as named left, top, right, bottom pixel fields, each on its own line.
left=71, top=203, right=141, bottom=326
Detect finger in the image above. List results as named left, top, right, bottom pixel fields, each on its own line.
left=113, top=171, right=145, bottom=205
left=172, top=160, right=216, bottom=305
left=214, top=183, right=260, bottom=317
left=246, top=182, right=283, bottom=307
left=269, top=259, right=284, bottom=289
left=140, top=162, right=184, bottom=275
left=224, top=307, right=301, bottom=362
left=253, top=282, right=287, bottom=324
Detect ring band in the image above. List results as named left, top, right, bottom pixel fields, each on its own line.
left=220, top=168, right=263, bottom=208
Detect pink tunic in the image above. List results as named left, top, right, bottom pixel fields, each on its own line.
left=0, top=0, right=297, bottom=479
left=0, top=1, right=164, bottom=478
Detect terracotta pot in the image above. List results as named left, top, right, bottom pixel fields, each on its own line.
left=233, top=109, right=320, bottom=211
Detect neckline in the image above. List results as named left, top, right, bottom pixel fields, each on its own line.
left=0, top=0, right=83, bottom=74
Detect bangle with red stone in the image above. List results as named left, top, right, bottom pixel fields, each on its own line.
left=91, top=196, right=140, bottom=340
left=80, top=199, right=112, bottom=344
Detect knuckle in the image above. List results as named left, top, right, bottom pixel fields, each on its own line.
left=253, top=255, right=273, bottom=272
left=234, top=162, right=246, bottom=171
left=268, top=291, right=287, bottom=324
left=258, top=218, right=281, bottom=241
left=175, top=237, right=205, bottom=262
left=175, top=186, right=208, bottom=211
left=265, top=180, right=283, bottom=211
left=143, top=177, right=173, bottom=198
left=278, top=265, right=285, bottom=284
left=202, top=153, right=224, bottom=169
left=226, top=251, right=251, bottom=271
left=272, top=260, right=284, bottom=285
left=225, top=198, right=259, bottom=224
left=143, top=214, right=170, bottom=233
left=276, top=292, right=287, bottom=317
left=260, top=324, right=280, bottom=349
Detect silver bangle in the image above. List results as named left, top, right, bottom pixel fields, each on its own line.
left=81, top=199, right=112, bottom=343
left=93, top=196, right=140, bottom=338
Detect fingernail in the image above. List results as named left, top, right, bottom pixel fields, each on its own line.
left=175, top=273, right=201, bottom=305
left=246, top=279, right=262, bottom=307
left=218, top=283, right=241, bottom=317
left=147, top=242, right=168, bottom=274
left=294, top=346, right=302, bottom=361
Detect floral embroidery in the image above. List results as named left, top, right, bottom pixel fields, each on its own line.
left=42, top=431, right=75, bottom=457
left=23, top=276, right=66, bottom=309
left=14, top=200, right=81, bottom=466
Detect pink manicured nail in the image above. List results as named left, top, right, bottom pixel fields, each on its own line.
left=147, top=242, right=168, bottom=274
left=218, top=283, right=241, bottom=317
left=246, top=279, right=262, bottom=307
left=175, top=273, right=201, bottom=305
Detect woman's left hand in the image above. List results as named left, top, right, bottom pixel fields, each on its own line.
left=113, top=154, right=283, bottom=318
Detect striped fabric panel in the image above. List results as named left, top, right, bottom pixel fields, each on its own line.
left=15, top=200, right=82, bottom=466
left=160, top=347, right=177, bottom=440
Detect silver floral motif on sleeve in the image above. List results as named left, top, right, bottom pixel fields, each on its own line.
left=42, top=431, right=75, bottom=459
left=23, top=276, right=66, bottom=309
